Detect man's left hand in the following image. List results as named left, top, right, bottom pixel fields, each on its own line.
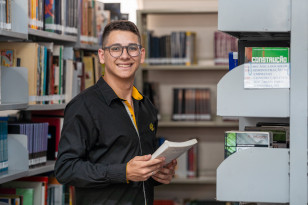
left=152, top=159, right=177, bottom=184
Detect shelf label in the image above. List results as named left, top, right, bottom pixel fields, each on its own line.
left=244, top=63, right=290, bottom=89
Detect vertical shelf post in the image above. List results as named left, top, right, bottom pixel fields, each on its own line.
left=290, top=0, right=308, bottom=204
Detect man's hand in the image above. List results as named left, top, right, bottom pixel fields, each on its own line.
left=152, top=159, right=177, bottom=184
left=126, top=154, right=165, bottom=182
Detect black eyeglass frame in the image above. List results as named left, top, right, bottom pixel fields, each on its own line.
left=102, top=44, right=143, bottom=58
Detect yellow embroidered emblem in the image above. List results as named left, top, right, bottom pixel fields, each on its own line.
left=149, top=123, right=154, bottom=131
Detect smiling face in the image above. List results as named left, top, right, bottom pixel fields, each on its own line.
left=98, top=30, right=145, bottom=82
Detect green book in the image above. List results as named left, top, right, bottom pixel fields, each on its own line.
left=16, top=188, right=34, bottom=205
left=245, top=47, right=289, bottom=63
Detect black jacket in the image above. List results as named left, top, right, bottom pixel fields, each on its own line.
left=54, top=77, right=160, bottom=205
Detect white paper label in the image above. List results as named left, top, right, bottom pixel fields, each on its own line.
left=244, top=63, right=290, bottom=89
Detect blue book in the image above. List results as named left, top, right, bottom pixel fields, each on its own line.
left=0, top=117, right=8, bottom=173
left=228, top=52, right=238, bottom=71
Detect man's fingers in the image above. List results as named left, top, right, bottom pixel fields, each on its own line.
left=134, top=154, right=152, bottom=161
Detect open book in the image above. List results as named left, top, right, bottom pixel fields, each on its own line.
left=151, top=139, right=198, bottom=164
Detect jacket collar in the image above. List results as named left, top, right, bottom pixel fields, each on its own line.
left=96, top=77, right=143, bottom=106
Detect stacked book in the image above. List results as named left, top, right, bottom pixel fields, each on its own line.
left=172, top=88, right=211, bottom=121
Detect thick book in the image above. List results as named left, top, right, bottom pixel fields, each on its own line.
left=151, top=139, right=198, bottom=164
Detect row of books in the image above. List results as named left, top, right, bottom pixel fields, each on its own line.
left=143, top=31, right=197, bottom=65
left=0, top=113, right=64, bottom=172
left=224, top=122, right=289, bottom=159
left=0, top=176, right=74, bottom=205
left=0, top=0, right=11, bottom=30
left=172, top=88, right=211, bottom=121
left=80, top=1, right=130, bottom=45
left=175, top=141, right=198, bottom=179
left=74, top=49, right=103, bottom=90
left=214, top=31, right=238, bottom=65
left=0, top=42, right=103, bottom=105
left=8, top=123, right=49, bottom=168
left=0, top=42, right=66, bottom=105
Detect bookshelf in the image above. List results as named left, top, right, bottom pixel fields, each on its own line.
left=216, top=0, right=307, bottom=204
left=0, top=0, right=100, bottom=190
left=136, top=9, right=238, bottom=202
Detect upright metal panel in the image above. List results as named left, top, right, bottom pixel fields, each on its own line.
left=218, top=0, right=290, bottom=32
left=289, top=0, right=308, bottom=204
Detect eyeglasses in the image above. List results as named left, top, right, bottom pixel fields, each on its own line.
left=103, top=44, right=142, bottom=58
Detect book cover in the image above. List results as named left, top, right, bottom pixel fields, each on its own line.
left=0, top=49, right=15, bottom=67
left=245, top=125, right=289, bottom=148
left=151, top=139, right=198, bottom=164
left=245, top=47, right=289, bottom=63
left=224, top=131, right=272, bottom=159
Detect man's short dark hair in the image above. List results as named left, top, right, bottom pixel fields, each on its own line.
left=102, top=20, right=141, bottom=47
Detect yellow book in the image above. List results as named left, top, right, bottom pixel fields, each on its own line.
left=82, top=56, right=95, bottom=89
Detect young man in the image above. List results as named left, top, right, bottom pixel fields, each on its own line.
left=54, top=20, right=177, bottom=205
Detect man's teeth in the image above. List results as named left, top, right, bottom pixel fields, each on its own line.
left=118, top=64, right=131, bottom=67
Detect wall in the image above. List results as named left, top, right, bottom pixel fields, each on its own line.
left=140, top=0, right=218, bottom=11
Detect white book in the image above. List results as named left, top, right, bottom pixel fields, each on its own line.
left=151, top=139, right=198, bottom=164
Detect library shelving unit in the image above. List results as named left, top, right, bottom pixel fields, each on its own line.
left=136, top=9, right=238, bottom=201
left=216, top=0, right=307, bottom=204
left=0, top=0, right=101, bottom=186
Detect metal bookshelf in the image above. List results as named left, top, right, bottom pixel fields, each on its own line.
left=0, top=30, right=28, bottom=41
left=216, top=0, right=307, bottom=204
left=0, top=161, right=55, bottom=184
left=26, top=104, right=67, bottom=111
left=28, top=29, right=78, bottom=43
left=158, top=117, right=238, bottom=128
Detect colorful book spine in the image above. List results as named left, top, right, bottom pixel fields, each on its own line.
left=44, top=0, right=55, bottom=32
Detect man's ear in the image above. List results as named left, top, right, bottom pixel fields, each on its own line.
left=98, top=49, right=105, bottom=64
left=140, top=48, right=145, bottom=64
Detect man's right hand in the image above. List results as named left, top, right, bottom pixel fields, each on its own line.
left=126, top=154, right=165, bottom=182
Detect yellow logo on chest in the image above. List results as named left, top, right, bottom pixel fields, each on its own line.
left=149, top=123, right=154, bottom=132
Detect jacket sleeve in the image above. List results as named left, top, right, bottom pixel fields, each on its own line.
left=54, top=97, right=127, bottom=188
